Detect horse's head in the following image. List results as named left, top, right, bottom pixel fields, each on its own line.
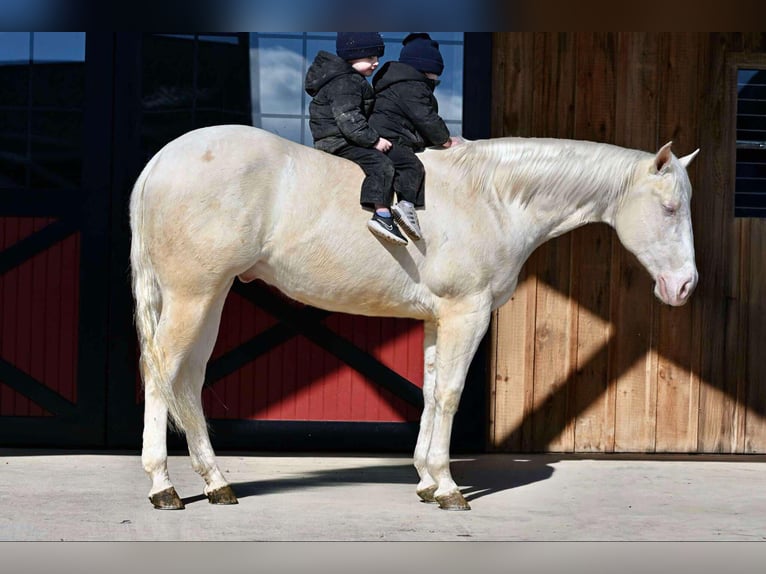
left=614, top=142, right=699, bottom=307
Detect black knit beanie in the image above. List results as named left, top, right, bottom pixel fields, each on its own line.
left=398, top=32, right=444, bottom=75
left=336, top=32, right=385, bottom=61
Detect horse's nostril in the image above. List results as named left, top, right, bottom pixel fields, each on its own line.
left=679, top=278, right=694, bottom=300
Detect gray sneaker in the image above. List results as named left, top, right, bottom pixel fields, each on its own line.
left=367, top=213, right=408, bottom=245
left=392, top=202, right=423, bottom=240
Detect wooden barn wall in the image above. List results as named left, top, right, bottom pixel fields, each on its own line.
left=488, top=32, right=766, bottom=453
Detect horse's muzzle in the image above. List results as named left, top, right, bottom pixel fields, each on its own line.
left=656, top=271, right=698, bottom=307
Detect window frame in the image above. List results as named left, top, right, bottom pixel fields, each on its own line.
left=730, top=52, right=766, bottom=218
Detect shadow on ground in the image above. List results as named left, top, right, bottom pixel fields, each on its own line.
left=178, top=454, right=557, bottom=506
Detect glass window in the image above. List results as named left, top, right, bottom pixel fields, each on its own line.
left=735, top=68, right=766, bottom=217
left=250, top=32, right=464, bottom=146
left=140, top=34, right=251, bottom=158
left=0, top=32, right=86, bottom=191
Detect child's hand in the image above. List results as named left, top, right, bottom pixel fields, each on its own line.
left=374, top=137, right=392, bottom=152
left=442, top=136, right=464, bottom=148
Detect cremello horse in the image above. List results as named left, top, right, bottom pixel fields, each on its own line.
left=130, top=125, right=699, bottom=511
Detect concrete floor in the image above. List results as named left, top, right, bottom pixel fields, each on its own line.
left=1, top=449, right=765, bottom=541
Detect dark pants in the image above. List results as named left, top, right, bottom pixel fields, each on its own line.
left=336, top=144, right=425, bottom=211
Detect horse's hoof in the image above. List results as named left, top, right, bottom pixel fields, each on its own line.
left=417, top=485, right=438, bottom=503
left=207, top=485, right=238, bottom=505
left=435, top=491, right=471, bottom=511
left=150, top=487, right=185, bottom=510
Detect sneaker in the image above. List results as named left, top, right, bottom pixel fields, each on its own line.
left=392, top=202, right=423, bottom=240
left=367, top=213, right=408, bottom=245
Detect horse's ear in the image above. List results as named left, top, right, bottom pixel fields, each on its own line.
left=654, top=141, right=674, bottom=173
left=679, top=148, right=700, bottom=169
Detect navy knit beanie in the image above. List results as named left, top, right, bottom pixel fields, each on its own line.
left=336, top=32, right=385, bottom=61
left=398, top=32, right=444, bottom=75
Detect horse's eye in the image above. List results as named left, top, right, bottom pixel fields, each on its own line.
left=662, top=203, right=678, bottom=216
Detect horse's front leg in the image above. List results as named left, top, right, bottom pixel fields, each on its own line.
left=427, top=298, right=491, bottom=511
left=413, top=320, right=438, bottom=503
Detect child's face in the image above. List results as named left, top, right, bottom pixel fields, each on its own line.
left=350, top=56, right=379, bottom=76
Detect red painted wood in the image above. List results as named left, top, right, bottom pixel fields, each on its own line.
left=0, top=217, right=77, bottom=416
left=1, top=218, right=19, bottom=416
left=16, top=217, right=34, bottom=415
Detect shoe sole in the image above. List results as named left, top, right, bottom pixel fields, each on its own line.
left=367, top=221, right=408, bottom=245
left=392, top=206, right=423, bottom=241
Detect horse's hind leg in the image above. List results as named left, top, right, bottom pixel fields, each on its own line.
left=180, top=288, right=238, bottom=505
left=142, top=286, right=235, bottom=508
left=142, top=372, right=181, bottom=509
left=413, top=320, right=438, bottom=503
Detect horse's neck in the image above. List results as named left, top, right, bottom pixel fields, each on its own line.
left=459, top=139, right=643, bottom=236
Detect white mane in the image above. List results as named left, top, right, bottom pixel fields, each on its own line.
left=450, top=137, right=648, bottom=209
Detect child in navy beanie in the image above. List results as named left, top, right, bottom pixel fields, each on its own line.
left=304, top=32, right=411, bottom=245
left=368, top=33, right=462, bottom=242
left=398, top=32, right=444, bottom=75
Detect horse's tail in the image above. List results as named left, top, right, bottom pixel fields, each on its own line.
left=129, top=151, right=187, bottom=433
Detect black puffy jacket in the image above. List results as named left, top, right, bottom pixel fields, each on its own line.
left=304, top=50, right=380, bottom=153
left=369, top=61, right=450, bottom=152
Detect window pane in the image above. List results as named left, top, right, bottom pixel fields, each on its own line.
left=32, top=32, right=85, bottom=62
left=0, top=109, right=27, bottom=187
left=0, top=32, right=86, bottom=190
left=735, top=68, right=766, bottom=218
left=29, top=110, right=83, bottom=189
left=31, top=54, right=85, bottom=108
left=0, top=59, right=29, bottom=106
left=0, top=32, right=30, bottom=63
left=142, top=35, right=195, bottom=109
left=197, top=34, right=251, bottom=117
left=434, top=41, right=463, bottom=123
left=252, top=37, right=305, bottom=116
left=262, top=116, right=303, bottom=142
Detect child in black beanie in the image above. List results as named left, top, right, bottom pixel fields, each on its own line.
left=369, top=33, right=461, bottom=241
left=305, top=32, right=413, bottom=245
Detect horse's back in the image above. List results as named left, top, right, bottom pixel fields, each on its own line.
left=134, top=126, right=428, bottom=312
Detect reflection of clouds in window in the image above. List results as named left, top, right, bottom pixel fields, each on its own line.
left=252, top=45, right=306, bottom=115
left=262, top=116, right=302, bottom=141
left=437, top=92, right=462, bottom=125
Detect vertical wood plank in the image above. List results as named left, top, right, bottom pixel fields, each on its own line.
left=655, top=33, right=702, bottom=452
left=744, top=219, right=766, bottom=451
left=570, top=32, right=617, bottom=452
left=489, top=32, right=538, bottom=450
left=612, top=33, right=662, bottom=452
left=696, top=33, right=740, bottom=452
left=526, top=32, right=577, bottom=451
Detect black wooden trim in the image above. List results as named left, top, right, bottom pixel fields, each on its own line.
left=463, top=32, right=493, bottom=140
left=0, top=215, right=81, bottom=276
left=232, top=282, right=424, bottom=409
left=69, top=31, right=116, bottom=433
left=163, top=419, right=481, bottom=453
left=0, top=417, right=104, bottom=447
left=0, top=358, right=77, bottom=417
left=0, top=191, right=84, bottom=217
left=182, top=420, right=421, bottom=452
left=104, top=33, right=150, bottom=448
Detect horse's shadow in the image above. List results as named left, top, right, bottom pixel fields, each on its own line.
left=180, top=455, right=556, bottom=506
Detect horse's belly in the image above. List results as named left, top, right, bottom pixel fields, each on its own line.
left=240, top=260, right=433, bottom=320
